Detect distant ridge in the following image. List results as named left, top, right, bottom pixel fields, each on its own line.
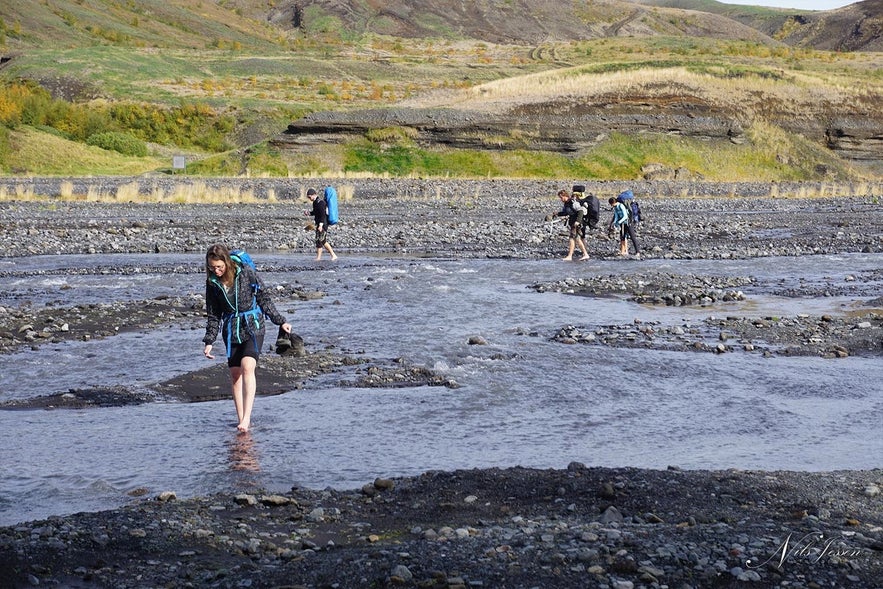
left=1, top=0, right=879, bottom=51
left=632, top=0, right=883, bottom=51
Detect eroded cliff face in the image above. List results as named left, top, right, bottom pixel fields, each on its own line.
left=824, top=116, right=883, bottom=164
left=274, top=98, right=883, bottom=173
left=275, top=96, right=741, bottom=150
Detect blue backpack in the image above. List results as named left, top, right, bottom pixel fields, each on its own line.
left=223, top=249, right=261, bottom=357
left=230, top=249, right=256, bottom=270
left=230, top=249, right=259, bottom=295
left=616, top=190, right=642, bottom=224
left=324, top=186, right=339, bottom=225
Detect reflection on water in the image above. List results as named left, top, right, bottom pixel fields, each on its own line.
left=1, top=252, right=882, bottom=526
left=229, top=432, right=261, bottom=473
left=227, top=432, right=263, bottom=491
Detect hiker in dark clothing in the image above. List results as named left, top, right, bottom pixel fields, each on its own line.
left=608, top=197, right=641, bottom=258
left=203, top=244, right=292, bottom=433
left=555, top=189, right=590, bottom=261
left=305, top=188, right=338, bottom=261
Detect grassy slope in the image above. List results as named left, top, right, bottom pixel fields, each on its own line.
left=3, top=127, right=165, bottom=176
left=0, top=1, right=880, bottom=180
left=0, top=0, right=284, bottom=51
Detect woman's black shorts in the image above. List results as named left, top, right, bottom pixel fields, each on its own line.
left=227, top=333, right=264, bottom=367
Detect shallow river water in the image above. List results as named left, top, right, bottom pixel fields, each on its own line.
left=1, top=252, right=881, bottom=526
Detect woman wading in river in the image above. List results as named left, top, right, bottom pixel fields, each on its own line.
left=202, top=244, right=292, bottom=433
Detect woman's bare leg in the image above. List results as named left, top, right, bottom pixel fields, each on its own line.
left=229, top=366, right=244, bottom=425
left=236, top=356, right=258, bottom=432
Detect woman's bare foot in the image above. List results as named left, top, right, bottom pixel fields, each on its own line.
left=562, top=256, right=572, bottom=261
left=237, top=420, right=250, bottom=433
left=580, top=255, right=590, bottom=260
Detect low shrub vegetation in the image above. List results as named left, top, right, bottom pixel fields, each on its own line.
left=86, top=132, right=148, bottom=156
left=1, top=80, right=235, bottom=153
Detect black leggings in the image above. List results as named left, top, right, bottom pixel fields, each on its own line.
left=620, top=223, right=640, bottom=254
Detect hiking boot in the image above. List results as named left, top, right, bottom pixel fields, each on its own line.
left=275, top=324, right=305, bottom=356
left=278, top=332, right=305, bottom=357
left=275, top=334, right=291, bottom=354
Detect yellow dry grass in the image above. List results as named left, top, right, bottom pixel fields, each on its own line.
left=412, top=65, right=881, bottom=123
left=0, top=181, right=359, bottom=203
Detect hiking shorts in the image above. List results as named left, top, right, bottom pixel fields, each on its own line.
left=227, top=333, right=264, bottom=367
left=315, top=227, right=328, bottom=248
left=568, top=212, right=585, bottom=239
left=569, top=221, right=585, bottom=239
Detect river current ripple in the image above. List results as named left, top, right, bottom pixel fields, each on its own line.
left=1, top=252, right=881, bottom=526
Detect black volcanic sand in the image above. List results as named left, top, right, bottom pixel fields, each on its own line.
left=0, top=190, right=881, bottom=588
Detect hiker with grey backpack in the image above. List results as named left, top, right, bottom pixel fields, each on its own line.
left=555, top=188, right=591, bottom=261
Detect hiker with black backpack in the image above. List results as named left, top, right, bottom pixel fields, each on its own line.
left=607, top=195, right=641, bottom=258
left=304, top=187, right=338, bottom=261
left=203, top=244, right=292, bottom=433
left=555, top=189, right=590, bottom=261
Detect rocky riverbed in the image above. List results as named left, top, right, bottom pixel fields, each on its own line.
left=0, top=182, right=882, bottom=588
left=1, top=465, right=881, bottom=589
left=0, top=177, right=881, bottom=260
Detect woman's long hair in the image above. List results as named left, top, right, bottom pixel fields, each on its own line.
left=205, top=244, right=236, bottom=285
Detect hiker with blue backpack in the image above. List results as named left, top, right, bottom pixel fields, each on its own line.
left=608, top=191, right=641, bottom=258
left=305, top=187, right=338, bottom=261
left=202, top=244, right=292, bottom=433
